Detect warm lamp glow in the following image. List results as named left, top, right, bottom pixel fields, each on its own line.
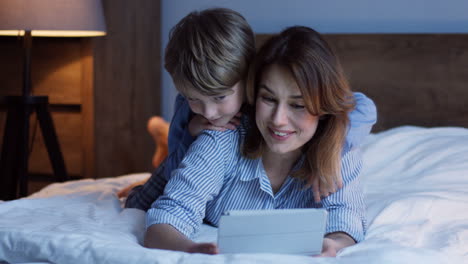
left=0, top=0, right=106, bottom=37
left=0, top=30, right=106, bottom=37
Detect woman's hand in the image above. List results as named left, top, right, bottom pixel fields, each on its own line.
left=188, top=112, right=242, bottom=137
left=317, top=232, right=356, bottom=257
left=319, top=237, right=341, bottom=257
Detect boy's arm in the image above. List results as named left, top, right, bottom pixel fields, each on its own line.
left=124, top=95, right=240, bottom=209
left=345, top=92, right=377, bottom=150
left=145, top=130, right=234, bottom=252
left=124, top=95, right=195, bottom=210
left=188, top=112, right=241, bottom=136
left=311, top=92, right=376, bottom=202
left=167, top=94, right=197, bottom=165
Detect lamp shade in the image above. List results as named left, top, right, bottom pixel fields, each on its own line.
left=0, top=0, right=106, bottom=37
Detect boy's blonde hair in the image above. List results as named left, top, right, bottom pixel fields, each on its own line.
left=164, top=8, right=255, bottom=96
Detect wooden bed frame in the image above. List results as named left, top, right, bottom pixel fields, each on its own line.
left=257, top=34, right=468, bottom=131
left=145, top=33, right=468, bottom=170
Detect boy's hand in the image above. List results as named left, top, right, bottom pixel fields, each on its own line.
left=188, top=112, right=242, bottom=137
left=227, top=112, right=242, bottom=128
left=187, top=242, right=219, bottom=255
left=145, top=223, right=218, bottom=254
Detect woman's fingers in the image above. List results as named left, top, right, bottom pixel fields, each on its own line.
left=224, top=122, right=237, bottom=130
left=312, top=176, right=345, bottom=202
left=205, top=125, right=227, bottom=132
left=312, top=178, right=321, bottom=203
left=335, top=177, right=343, bottom=190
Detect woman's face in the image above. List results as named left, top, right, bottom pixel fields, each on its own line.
left=255, top=64, right=319, bottom=158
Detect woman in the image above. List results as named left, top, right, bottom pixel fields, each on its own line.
left=144, top=26, right=375, bottom=256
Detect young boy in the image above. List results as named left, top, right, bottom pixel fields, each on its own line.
left=123, top=8, right=376, bottom=210
left=123, top=8, right=255, bottom=210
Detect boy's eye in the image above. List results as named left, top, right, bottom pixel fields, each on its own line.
left=261, top=95, right=275, bottom=103
left=187, top=97, right=199, bottom=102
left=214, top=95, right=226, bottom=101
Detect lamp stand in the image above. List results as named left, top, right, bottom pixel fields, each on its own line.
left=0, top=31, right=68, bottom=200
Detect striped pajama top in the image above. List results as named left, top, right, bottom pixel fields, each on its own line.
left=127, top=92, right=376, bottom=213
left=146, top=121, right=367, bottom=243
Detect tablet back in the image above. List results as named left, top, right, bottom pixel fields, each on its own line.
left=217, top=208, right=327, bottom=255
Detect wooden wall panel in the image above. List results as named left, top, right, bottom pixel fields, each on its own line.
left=0, top=38, right=83, bottom=104
left=28, top=112, right=82, bottom=176
left=326, top=34, right=468, bottom=131
left=256, top=34, right=468, bottom=131
left=0, top=37, right=22, bottom=96
left=33, top=39, right=83, bottom=105
left=81, top=39, right=95, bottom=179
left=93, top=0, right=161, bottom=178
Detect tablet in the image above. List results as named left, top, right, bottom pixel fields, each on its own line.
left=217, top=208, right=327, bottom=255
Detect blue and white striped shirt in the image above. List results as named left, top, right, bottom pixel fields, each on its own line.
left=146, top=120, right=368, bottom=242
left=127, top=92, right=376, bottom=211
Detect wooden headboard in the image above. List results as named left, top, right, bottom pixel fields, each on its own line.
left=256, top=34, right=468, bottom=132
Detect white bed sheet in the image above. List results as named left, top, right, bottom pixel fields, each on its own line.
left=1, top=126, right=467, bottom=264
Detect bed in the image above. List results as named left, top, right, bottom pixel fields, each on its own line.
left=1, top=34, right=468, bottom=263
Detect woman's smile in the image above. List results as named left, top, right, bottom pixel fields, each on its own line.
left=269, top=127, right=295, bottom=141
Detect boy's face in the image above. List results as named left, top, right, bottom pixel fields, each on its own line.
left=184, top=81, right=244, bottom=127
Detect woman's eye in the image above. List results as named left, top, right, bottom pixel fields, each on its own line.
left=291, top=103, right=305, bottom=109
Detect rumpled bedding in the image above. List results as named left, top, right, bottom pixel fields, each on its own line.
left=0, top=126, right=467, bottom=264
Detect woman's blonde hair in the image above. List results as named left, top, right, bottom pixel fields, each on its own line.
left=242, top=26, right=355, bottom=190
left=164, top=8, right=255, bottom=96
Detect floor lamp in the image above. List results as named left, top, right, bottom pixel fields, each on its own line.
left=0, top=0, right=106, bottom=200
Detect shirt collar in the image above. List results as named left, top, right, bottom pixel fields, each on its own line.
left=239, top=158, right=263, bottom=182
left=239, top=154, right=305, bottom=181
